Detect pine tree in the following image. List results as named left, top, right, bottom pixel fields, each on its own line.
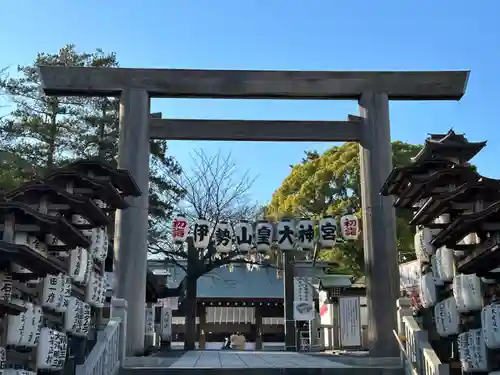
left=148, top=140, right=185, bottom=233
left=70, top=50, right=120, bottom=161
left=0, top=44, right=100, bottom=172
left=1, top=45, right=184, bottom=229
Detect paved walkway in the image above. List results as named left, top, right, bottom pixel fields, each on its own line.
left=123, top=351, right=353, bottom=369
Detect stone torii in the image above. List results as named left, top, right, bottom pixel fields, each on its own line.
left=38, top=66, right=469, bottom=356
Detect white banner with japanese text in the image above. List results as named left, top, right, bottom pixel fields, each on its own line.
left=339, top=297, right=362, bottom=347
left=293, top=277, right=314, bottom=320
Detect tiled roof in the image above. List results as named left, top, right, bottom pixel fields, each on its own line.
left=318, top=275, right=352, bottom=288
left=166, top=264, right=285, bottom=299
left=148, top=259, right=344, bottom=299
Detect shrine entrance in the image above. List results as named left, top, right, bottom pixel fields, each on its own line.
left=38, top=66, right=469, bottom=357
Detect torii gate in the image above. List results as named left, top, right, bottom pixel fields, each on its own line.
left=38, top=66, right=469, bottom=356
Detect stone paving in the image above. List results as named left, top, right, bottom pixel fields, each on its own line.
left=123, top=351, right=353, bottom=369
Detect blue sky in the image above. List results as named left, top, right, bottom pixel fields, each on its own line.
left=1, top=0, right=499, bottom=204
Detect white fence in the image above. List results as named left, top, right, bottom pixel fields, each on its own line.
left=76, top=299, right=127, bottom=375
left=396, top=298, right=449, bottom=375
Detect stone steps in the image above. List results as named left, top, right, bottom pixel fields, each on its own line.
left=121, top=369, right=403, bottom=375
left=119, top=351, right=404, bottom=375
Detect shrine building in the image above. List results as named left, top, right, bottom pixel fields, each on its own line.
left=146, top=259, right=367, bottom=350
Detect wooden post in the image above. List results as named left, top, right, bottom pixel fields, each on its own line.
left=255, top=305, right=263, bottom=350
left=198, top=305, right=206, bottom=349
left=283, top=251, right=296, bottom=351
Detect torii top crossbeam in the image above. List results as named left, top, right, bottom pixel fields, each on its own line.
left=38, top=66, right=469, bottom=100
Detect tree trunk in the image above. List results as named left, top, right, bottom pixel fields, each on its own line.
left=46, top=113, right=58, bottom=169
left=98, top=105, right=107, bottom=158
left=183, top=275, right=197, bottom=350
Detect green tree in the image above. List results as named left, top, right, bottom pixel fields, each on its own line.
left=0, top=45, right=183, bottom=230
left=267, top=141, right=422, bottom=277
left=0, top=45, right=99, bottom=171
left=0, top=151, right=32, bottom=192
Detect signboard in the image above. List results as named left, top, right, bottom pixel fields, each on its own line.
left=293, top=277, right=315, bottom=320
left=161, top=297, right=179, bottom=311
left=399, top=260, right=421, bottom=291
left=339, top=297, right=362, bottom=347
left=104, top=272, right=115, bottom=293
left=160, top=306, right=172, bottom=339
left=293, top=301, right=315, bottom=321
left=144, top=307, right=155, bottom=335
left=293, top=277, right=313, bottom=303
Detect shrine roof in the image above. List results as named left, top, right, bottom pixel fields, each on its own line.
left=457, top=234, right=500, bottom=275
left=431, top=200, right=500, bottom=248
left=380, top=159, right=456, bottom=197
left=59, top=160, right=141, bottom=197
left=0, top=240, right=66, bottom=276
left=4, top=183, right=110, bottom=227
left=410, top=178, right=500, bottom=226
left=394, top=166, right=479, bottom=209
left=317, top=275, right=352, bottom=289
left=168, top=264, right=286, bottom=299
left=147, top=259, right=339, bottom=299
left=43, top=171, right=129, bottom=210
left=412, top=130, right=486, bottom=164
left=0, top=202, right=91, bottom=248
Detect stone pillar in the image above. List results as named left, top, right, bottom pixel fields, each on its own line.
left=332, top=298, right=340, bottom=349
left=111, top=298, right=128, bottom=365
left=255, top=306, right=263, bottom=350
left=114, top=89, right=150, bottom=355
left=358, top=92, right=399, bottom=357
left=198, top=305, right=206, bottom=349
left=396, top=298, right=413, bottom=335
left=283, top=252, right=296, bottom=351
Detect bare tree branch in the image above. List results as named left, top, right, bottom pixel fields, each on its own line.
left=172, top=149, right=258, bottom=223
left=152, top=149, right=261, bottom=259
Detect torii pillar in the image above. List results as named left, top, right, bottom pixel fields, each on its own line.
left=38, top=66, right=469, bottom=356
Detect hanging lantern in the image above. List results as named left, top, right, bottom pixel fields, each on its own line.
left=172, top=216, right=189, bottom=244
left=318, top=216, right=337, bottom=248
left=458, top=330, right=488, bottom=372
left=414, top=227, right=439, bottom=259
left=420, top=273, right=438, bottom=308
left=340, top=214, right=359, bottom=240
left=36, top=328, right=68, bottom=370
left=455, top=274, right=482, bottom=313
left=296, top=218, right=315, bottom=250
left=462, top=233, right=479, bottom=245
left=277, top=219, right=295, bottom=250
left=434, top=297, right=459, bottom=337
left=483, top=304, right=500, bottom=349
left=193, top=218, right=211, bottom=249
left=435, top=246, right=455, bottom=282
left=234, top=220, right=253, bottom=252
left=255, top=220, right=273, bottom=252
left=214, top=221, right=233, bottom=253
left=430, top=255, right=443, bottom=287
